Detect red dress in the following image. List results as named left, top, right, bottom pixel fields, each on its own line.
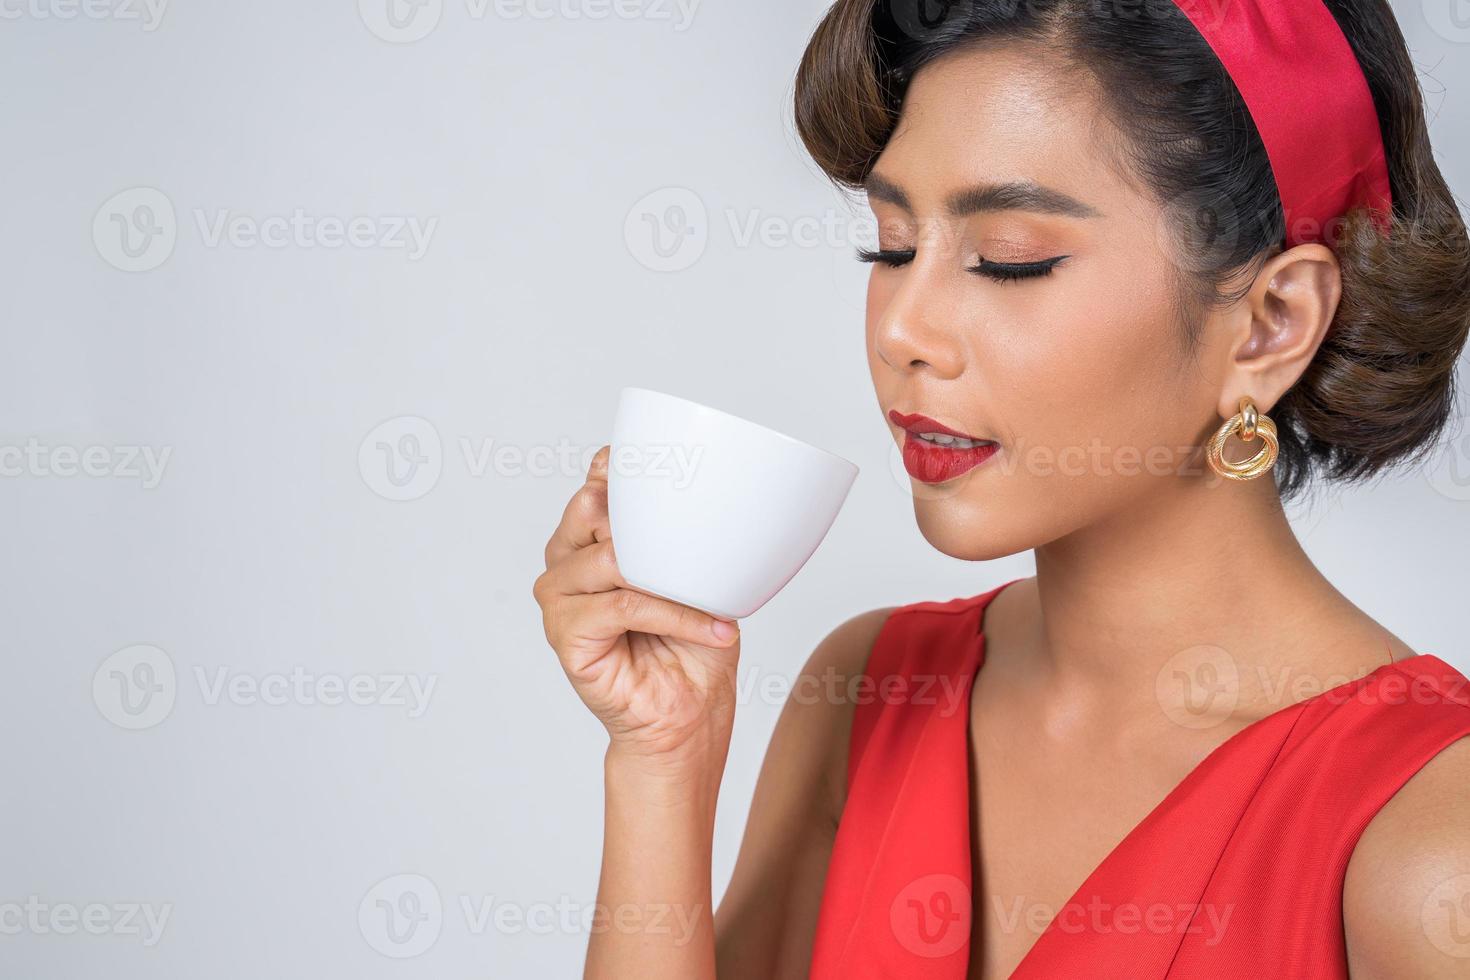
left=808, top=578, right=1470, bottom=978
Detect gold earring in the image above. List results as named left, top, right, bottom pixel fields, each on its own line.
left=1206, top=396, right=1279, bottom=481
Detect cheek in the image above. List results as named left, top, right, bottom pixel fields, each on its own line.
left=995, top=265, right=1189, bottom=454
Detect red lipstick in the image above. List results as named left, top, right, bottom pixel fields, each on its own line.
left=888, top=409, right=1000, bottom=484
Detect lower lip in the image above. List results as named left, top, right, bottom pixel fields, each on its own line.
left=901, top=431, right=1000, bottom=484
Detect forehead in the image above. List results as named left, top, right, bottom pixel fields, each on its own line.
left=876, top=44, right=1119, bottom=201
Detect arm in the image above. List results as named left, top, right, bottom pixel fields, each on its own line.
left=533, top=446, right=746, bottom=980
left=713, top=607, right=894, bottom=979
left=589, top=743, right=727, bottom=980
left=538, top=446, right=894, bottom=979
left=1344, top=734, right=1470, bottom=978
left=586, top=607, right=890, bottom=980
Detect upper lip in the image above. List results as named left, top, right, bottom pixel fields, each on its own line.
left=888, top=409, right=993, bottom=442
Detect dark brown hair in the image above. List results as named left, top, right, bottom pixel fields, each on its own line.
left=795, top=0, right=1470, bottom=501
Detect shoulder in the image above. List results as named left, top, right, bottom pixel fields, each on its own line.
left=800, top=592, right=987, bottom=688
left=814, top=606, right=900, bottom=664
left=749, top=606, right=897, bottom=835
left=1344, top=729, right=1470, bottom=976
left=800, top=606, right=900, bottom=710
left=788, top=588, right=1014, bottom=823
left=713, top=607, right=898, bottom=975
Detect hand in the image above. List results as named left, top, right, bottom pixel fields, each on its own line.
left=533, top=445, right=743, bottom=770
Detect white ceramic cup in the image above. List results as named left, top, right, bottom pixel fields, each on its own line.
left=608, top=386, right=860, bottom=620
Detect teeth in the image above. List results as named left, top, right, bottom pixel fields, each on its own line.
left=916, top=431, right=985, bottom=448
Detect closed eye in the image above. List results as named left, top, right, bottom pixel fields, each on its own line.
left=854, top=247, right=915, bottom=268
left=968, top=255, right=1068, bottom=283
left=855, top=247, right=1068, bottom=283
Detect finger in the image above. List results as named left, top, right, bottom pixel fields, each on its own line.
left=587, top=443, right=610, bottom=483
left=567, top=588, right=740, bottom=649
left=545, top=540, right=628, bottom=597
left=544, top=479, right=611, bottom=567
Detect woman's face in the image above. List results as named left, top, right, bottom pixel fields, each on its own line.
left=866, top=45, right=1230, bottom=559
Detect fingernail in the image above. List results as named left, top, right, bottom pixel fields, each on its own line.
left=711, top=619, right=737, bottom=642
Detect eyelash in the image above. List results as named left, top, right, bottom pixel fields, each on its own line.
left=854, top=247, right=1067, bottom=283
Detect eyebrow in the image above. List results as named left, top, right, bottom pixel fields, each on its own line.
left=862, top=172, right=1102, bottom=220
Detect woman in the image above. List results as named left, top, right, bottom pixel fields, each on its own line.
left=533, top=1, right=1470, bottom=976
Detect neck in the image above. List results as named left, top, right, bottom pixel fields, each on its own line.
left=1023, top=474, right=1398, bottom=722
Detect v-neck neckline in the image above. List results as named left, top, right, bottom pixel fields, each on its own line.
left=962, top=578, right=1449, bottom=978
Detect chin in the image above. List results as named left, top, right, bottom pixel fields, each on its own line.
left=909, top=493, right=1020, bottom=562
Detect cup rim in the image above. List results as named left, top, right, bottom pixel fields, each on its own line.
left=619, top=386, right=858, bottom=474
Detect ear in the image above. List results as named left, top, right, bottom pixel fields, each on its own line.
left=1214, top=243, right=1342, bottom=420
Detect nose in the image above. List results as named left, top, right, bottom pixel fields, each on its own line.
left=872, top=271, right=965, bottom=380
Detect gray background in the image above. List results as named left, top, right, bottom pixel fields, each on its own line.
left=1, top=1, right=1466, bottom=976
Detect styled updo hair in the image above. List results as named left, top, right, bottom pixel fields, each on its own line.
left=795, top=0, right=1470, bottom=501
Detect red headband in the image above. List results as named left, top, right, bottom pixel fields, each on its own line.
left=1172, top=0, right=1394, bottom=248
